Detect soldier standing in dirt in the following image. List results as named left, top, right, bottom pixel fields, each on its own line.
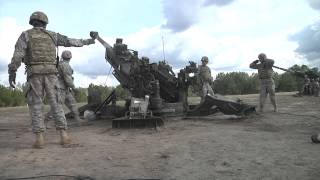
left=314, top=78, right=320, bottom=97
left=302, top=75, right=311, bottom=95
left=250, top=53, right=277, bottom=112
left=310, top=78, right=320, bottom=96
left=198, top=56, right=214, bottom=102
left=8, top=11, right=95, bottom=148
left=45, top=50, right=83, bottom=127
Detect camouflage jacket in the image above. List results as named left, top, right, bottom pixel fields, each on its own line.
left=8, top=27, right=93, bottom=76
left=58, top=60, right=75, bottom=90
left=304, top=77, right=310, bottom=85
left=198, top=64, right=212, bottom=83
left=250, top=59, right=274, bottom=79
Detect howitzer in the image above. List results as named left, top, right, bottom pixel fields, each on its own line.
left=90, top=31, right=180, bottom=102
left=273, top=65, right=305, bottom=77
left=76, top=32, right=256, bottom=127
left=273, top=65, right=319, bottom=78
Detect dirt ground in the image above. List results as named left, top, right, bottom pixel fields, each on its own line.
left=0, top=92, right=320, bottom=180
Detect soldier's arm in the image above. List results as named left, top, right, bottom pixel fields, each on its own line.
left=55, top=33, right=94, bottom=47
left=8, top=32, right=28, bottom=73
left=60, top=64, right=75, bottom=89
left=249, top=60, right=260, bottom=69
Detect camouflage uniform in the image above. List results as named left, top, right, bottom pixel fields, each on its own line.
left=46, top=51, right=80, bottom=125
left=58, top=58, right=80, bottom=119
left=302, top=76, right=311, bottom=95
left=313, top=78, right=320, bottom=97
left=8, top=27, right=94, bottom=133
left=250, top=54, right=277, bottom=112
left=310, top=79, right=316, bottom=96
left=198, top=56, right=214, bottom=101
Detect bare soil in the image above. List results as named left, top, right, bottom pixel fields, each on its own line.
left=0, top=92, right=320, bottom=180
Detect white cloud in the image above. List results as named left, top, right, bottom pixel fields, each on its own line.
left=161, top=0, right=236, bottom=32
left=308, top=0, right=320, bottom=10
left=0, top=17, right=29, bottom=86
left=0, top=17, right=27, bottom=61
left=0, top=0, right=317, bottom=87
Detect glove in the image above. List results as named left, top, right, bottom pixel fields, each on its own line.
left=253, top=60, right=259, bottom=63
left=90, top=31, right=98, bottom=39
left=9, top=72, right=16, bottom=88
left=83, top=38, right=95, bottom=45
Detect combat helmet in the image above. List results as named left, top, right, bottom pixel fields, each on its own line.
left=201, top=56, right=209, bottom=63
left=258, top=53, right=267, bottom=60
left=29, top=11, right=48, bottom=25
left=61, top=50, right=72, bottom=60
left=116, top=38, right=123, bottom=44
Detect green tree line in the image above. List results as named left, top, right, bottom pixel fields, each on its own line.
left=0, top=83, right=129, bottom=107
left=213, top=64, right=320, bottom=95
left=0, top=64, right=318, bottom=107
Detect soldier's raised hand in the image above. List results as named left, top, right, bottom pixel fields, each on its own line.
left=90, top=31, right=98, bottom=39
left=253, top=60, right=259, bottom=64
left=9, top=72, right=16, bottom=88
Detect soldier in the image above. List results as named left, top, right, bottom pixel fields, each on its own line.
left=8, top=11, right=95, bottom=148
left=250, top=53, right=277, bottom=112
left=45, top=50, right=82, bottom=126
left=302, top=75, right=311, bottom=95
left=314, top=77, right=320, bottom=97
left=310, top=78, right=316, bottom=95
left=198, top=56, right=214, bottom=102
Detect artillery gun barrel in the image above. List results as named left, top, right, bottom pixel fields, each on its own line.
left=273, top=65, right=288, bottom=72
left=273, top=65, right=307, bottom=78
left=96, top=36, right=112, bottom=49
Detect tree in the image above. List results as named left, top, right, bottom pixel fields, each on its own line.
left=277, top=72, right=297, bottom=92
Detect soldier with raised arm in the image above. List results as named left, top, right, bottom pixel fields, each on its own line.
left=8, top=11, right=95, bottom=148
left=250, top=53, right=277, bottom=112
left=198, top=56, right=214, bottom=102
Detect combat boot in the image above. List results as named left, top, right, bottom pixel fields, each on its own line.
left=311, top=134, right=320, bottom=143
left=273, top=105, right=278, bottom=112
left=74, top=115, right=81, bottom=123
left=33, top=132, right=44, bottom=149
left=71, top=115, right=81, bottom=127
left=60, top=129, right=71, bottom=145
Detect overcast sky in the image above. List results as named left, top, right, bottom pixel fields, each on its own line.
left=0, top=0, right=320, bottom=87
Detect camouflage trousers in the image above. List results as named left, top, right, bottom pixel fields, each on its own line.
left=259, top=79, right=277, bottom=111
left=313, top=85, right=320, bottom=97
left=201, top=82, right=214, bottom=101
left=45, top=89, right=80, bottom=122
left=25, top=74, right=67, bottom=133
left=62, top=90, right=79, bottom=118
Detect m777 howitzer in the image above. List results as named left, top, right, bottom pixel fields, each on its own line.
left=273, top=65, right=305, bottom=77
left=78, top=31, right=256, bottom=128
left=273, top=65, right=320, bottom=79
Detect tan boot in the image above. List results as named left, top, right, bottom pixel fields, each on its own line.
left=60, top=130, right=71, bottom=145
left=73, top=115, right=82, bottom=127
left=33, top=132, right=44, bottom=149
left=311, top=134, right=320, bottom=143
